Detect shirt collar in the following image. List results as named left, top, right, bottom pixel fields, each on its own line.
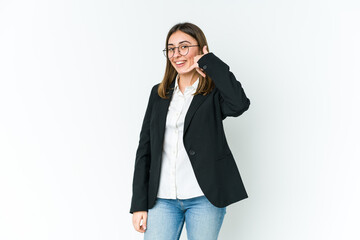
left=174, top=74, right=199, bottom=93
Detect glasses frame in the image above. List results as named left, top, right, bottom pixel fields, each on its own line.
left=163, top=44, right=200, bottom=58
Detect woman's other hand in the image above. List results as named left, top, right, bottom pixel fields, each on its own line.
left=132, top=211, right=148, bottom=233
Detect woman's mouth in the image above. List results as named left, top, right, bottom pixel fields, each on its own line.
left=175, top=61, right=186, bottom=68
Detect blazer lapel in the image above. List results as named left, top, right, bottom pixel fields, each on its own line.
left=156, top=80, right=175, bottom=149
left=157, top=78, right=208, bottom=145
left=183, top=94, right=207, bottom=135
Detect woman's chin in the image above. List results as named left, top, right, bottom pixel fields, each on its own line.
left=176, top=68, right=190, bottom=75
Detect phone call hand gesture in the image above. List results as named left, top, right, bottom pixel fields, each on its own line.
left=185, top=45, right=209, bottom=78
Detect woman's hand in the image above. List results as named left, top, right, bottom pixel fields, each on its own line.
left=132, top=211, right=148, bottom=233
left=184, top=45, right=209, bottom=77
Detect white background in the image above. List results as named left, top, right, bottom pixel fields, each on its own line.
left=1, top=0, right=359, bottom=239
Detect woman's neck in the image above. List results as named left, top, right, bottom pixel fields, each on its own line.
left=178, top=70, right=199, bottom=87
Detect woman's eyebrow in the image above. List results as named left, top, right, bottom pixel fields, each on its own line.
left=167, top=40, right=191, bottom=46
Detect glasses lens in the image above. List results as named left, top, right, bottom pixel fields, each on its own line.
left=167, top=48, right=174, bottom=58
left=179, top=45, right=189, bottom=56
left=164, top=45, right=191, bottom=58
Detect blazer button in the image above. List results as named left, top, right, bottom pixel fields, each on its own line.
left=202, top=65, right=207, bottom=70
left=189, top=150, right=195, bottom=156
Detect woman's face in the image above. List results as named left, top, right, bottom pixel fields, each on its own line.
left=167, top=30, right=200, bottom=74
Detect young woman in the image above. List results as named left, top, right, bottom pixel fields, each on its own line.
left=130, top=22, right=250, bottom=240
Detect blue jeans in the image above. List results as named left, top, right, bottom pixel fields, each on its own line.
left=144, top=195, right=226, bottom=240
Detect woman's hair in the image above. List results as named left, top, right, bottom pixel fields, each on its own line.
left=158, top=22, right=215, bottom=99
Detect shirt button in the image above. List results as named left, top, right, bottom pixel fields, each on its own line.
left=189, top=150, right=195, bottom=156
left=202, top=65, right=207, bottom=70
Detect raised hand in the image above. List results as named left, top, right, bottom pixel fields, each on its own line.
left=184, top=45, right=209, bottom=77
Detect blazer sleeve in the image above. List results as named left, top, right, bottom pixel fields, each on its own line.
left=197, top=52, right=250, bottom=119
left=129, top=84, right=157, bottom=214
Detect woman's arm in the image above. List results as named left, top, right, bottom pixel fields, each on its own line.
left=197, top=52, right=250, bottom=119
left=129, top=84, right=157, bottom=214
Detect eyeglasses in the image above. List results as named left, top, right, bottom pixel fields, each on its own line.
left=163, top=44, right=200, bottom=58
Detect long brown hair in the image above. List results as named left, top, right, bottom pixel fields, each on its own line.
left=158, top=22, right=215, bottom=99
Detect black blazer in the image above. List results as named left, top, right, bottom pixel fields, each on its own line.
left=130, top=52, right=250, bottom=214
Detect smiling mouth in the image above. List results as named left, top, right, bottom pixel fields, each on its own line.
left=175, top=61, right=186, bottom=67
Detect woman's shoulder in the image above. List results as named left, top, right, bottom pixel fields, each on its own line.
left=150, top=83, right=160, bottom=95
left=151, top=83, right=160, bottom=90
left=147, top=83, right=161, bottom=100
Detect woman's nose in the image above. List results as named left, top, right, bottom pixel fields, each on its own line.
left=173, top=48, right=181, bottom=58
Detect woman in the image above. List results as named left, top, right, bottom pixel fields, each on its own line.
left=130, top=22, right=250, bottom=240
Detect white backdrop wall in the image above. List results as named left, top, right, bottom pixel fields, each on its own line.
left=0, top=0, right=359, bottom=239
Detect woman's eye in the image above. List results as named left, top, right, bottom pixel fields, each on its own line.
left=180, top=45, right=189, bottom=49
left=168, top=48, right=175, bottom=51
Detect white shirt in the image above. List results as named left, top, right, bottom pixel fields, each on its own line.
left=156, top=74, right=205, bottom=199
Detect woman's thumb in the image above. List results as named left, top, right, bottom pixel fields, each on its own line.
left=142, top=215, right=147, bottom=230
